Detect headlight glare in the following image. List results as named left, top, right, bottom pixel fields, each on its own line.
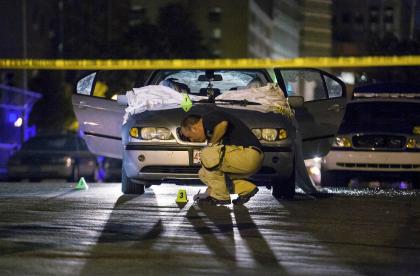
left=406, top=138, right=416, bottom=148
left=413, top=126, right=420, bottom=135
left=335, top=136, right=352, bottom=147
left=262, top=129, right=277, bottom=141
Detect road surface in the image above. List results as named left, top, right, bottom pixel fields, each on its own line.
left=0, top=181, right=419, bottom=275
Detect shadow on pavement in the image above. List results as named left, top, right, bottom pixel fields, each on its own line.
left=186, top=203, right=285, bottom=272
left=80, top=191, right=163, bottom=275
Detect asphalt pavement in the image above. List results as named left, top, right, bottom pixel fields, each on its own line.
left=0, top=181, right=419, bottom=275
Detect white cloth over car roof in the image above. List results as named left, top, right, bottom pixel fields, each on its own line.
left=123, top=83, right=292, bottom=123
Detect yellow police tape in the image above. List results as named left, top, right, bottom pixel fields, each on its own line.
left=1, top=55, right=420, bottom=70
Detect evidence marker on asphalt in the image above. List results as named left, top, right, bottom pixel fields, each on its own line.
left=75, top=177, right=89, bottom=190
left=176, top=189, right=188, bottom=203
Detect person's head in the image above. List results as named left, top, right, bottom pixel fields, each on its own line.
left=180, top=114, right=206, bottom=142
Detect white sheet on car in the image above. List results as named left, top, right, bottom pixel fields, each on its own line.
left=215, top=83, right=293, bottom=117
left=123, top=85, right=206, bottom=123
left=123, top=83, right=292, bottom=123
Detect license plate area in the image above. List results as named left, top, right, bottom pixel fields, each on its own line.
left=193, top=149, right=201, bottom=165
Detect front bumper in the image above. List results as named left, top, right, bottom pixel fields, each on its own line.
left=323, top=150, right=420, bottom=172
left=123, top=144, right=294, bottom=184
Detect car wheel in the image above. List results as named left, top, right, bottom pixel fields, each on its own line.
left=69, top=165, right=79, bottom=182
left=272, top=163, right=296, bottom=199
left=412, top=174, right=420, bottom=189
left=122, top=166, right=144, bottom=195
left=86, top=166, right=99, bottom=182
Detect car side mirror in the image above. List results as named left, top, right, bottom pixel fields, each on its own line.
left=117, top=95, right=128, bottom=106
left=287, top=96, right=304, bottom=108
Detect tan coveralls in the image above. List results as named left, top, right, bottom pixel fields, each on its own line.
left=199, top=145, right=264, bottom=200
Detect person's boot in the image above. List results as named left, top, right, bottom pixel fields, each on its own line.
left=232, top=187, right=259, bottom=205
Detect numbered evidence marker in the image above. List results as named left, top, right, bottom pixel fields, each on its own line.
left=176, top=189, right=188, bottom=203
left=180, top=93, right=192, bottom=112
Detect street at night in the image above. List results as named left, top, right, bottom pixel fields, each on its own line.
left=1, top=182, right=419, bottom=275
left=1, top=1, right=420, bottom=275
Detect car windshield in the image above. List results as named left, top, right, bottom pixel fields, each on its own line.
left=157, top=70, right=269, bottom=95
left=342, top=101, right=420, bottom=126
left=21, top=136, right=78, bottom=151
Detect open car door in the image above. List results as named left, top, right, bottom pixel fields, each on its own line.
left=275, top=68, right=347, bottom=159
left=72, top=72, right=125, bottom=159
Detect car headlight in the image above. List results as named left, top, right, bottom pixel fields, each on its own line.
left=252, top=129, right=262, bottom=139
left=156, top=127, right=173, bottom=140
left=333, top=136, right=352, bottom=148
left=406, top=138, right=417, bottom=149
left=262, top=129, right=278, bottom=142
left=252, top=128, right=288, bottom=141
left=140, top=127, right=156, bottom=140
left=139, top=127, right=173, bottom=140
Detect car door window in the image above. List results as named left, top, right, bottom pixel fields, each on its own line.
left=324, top=74, right=343, bottom=98
left=281, top=70, right=327, bottom=101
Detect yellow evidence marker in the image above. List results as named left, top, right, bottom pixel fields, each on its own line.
left=176, top=189, right=188, bottom=203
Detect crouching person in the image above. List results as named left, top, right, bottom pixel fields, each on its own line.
left=180, top=109, right=264, bottom=205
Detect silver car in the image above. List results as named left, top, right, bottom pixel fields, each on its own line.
left=72, top=68, right=346, bottom=198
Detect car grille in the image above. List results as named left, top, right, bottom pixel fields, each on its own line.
left=141, top=166, right=276, bottom=174
left=337, top=163, right=420, bottom=169
left=352, top=135, right=406, bottom=150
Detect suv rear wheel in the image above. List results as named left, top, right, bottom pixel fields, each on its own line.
left=122, top=166, right=145, bottom=194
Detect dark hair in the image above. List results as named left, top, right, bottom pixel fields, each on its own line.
left=180, top=114, right=201, bottom=129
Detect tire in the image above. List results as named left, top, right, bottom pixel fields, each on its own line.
left=86, top=166, right=99, bottom=182
left=412, top=174, right=420, bottom=189
left=122, top=166, right=144, bottom=195
left=272, top=163, right=296, bottom=199
left=68, top=165, right=79, bottom=182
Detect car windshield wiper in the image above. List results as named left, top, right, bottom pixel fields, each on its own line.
left=194, top=99, right=260, bottom=106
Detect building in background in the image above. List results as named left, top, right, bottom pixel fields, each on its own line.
left=272, top=0, right=302, bottom=58
left=129, top=0, right=303, bottom=58
left=332, top=0, right=417, bottom=56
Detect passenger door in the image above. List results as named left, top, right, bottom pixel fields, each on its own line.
left=275, top=68, right=347, bottom=159
left=72, top=72, right=126, bottom=159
